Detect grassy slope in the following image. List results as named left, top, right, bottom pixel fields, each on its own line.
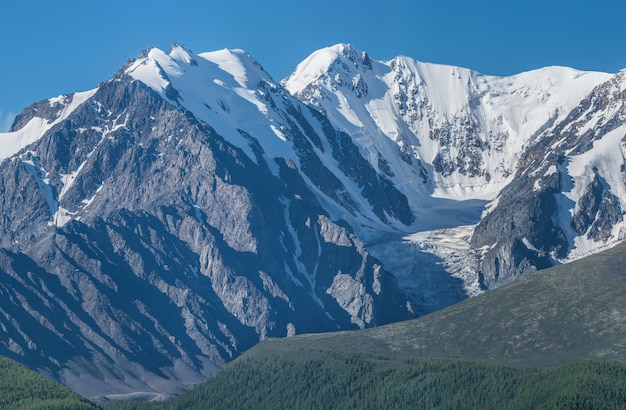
left=0, top=356, right=98, bottom=410
left=248, top=241, right=626, bottom=367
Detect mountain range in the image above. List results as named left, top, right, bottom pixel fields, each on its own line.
left=0, top=42, right=625, bottom=400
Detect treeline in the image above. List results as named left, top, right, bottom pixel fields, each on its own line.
left=0, top=356, right=98, bottom=409
left=102, top=352, right=626, bottom=409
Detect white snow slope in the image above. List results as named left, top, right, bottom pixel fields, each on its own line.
left=0, top=89, right=97, bottom=162
left=552, top=71, right=626, bottom=262
left=284, top=44, right=610, bottom=206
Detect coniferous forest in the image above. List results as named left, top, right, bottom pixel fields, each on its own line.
left=101, top=352, right=626, bottom=410
left=0, top=356, right=97, bottom=409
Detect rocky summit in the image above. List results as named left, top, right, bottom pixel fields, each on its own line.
left=0, top=43, right=625, bottom=399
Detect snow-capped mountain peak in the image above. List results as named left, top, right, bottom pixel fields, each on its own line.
left=125, top=44, right=296, bottom=168
left=284, top=45, right=612, bottom=206
left=122, top=44, right=415, bottom=237
left=284, top=43, right=371, bottom=87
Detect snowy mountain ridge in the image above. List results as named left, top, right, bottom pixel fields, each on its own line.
left=122, top=44, right=416, bottom=236
left=284, top=44, right=610, bottom=203
left=119, top=43, right=618, bottom=244
left=4, top=43, right=614, bottom=239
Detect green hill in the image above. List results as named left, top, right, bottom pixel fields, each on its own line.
left=0, top=356, right=98, bottom=409
left=103, top=241, right=626, bottom=409
left=248, top=241, right=626, bottom=367
left=103, top=354, right=626, bottom=409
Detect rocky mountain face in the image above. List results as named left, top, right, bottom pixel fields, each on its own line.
left=0, top=46, right=413, bottom=399
left=472, top=70, right=626, bottom=287
left=0, top=43, right=625, bottom=399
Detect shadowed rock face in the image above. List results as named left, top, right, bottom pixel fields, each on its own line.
left=0, top=74, right=412, bottom=399
left=472, top=71, right=626, bottom=288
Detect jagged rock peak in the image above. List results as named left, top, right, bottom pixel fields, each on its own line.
left=282, top=43, right=372, bottom=87
left=167, top=42, right=194, bottom=55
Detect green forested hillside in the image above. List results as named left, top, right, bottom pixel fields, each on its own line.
left=0, top=356, right=98, bottom=409
left=103, top=353, right=626, bottom=409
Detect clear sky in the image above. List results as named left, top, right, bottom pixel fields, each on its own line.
left=1, top=0, right=625, bottom=131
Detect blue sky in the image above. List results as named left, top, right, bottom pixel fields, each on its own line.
left=1, top=0, right=625, bottom=131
